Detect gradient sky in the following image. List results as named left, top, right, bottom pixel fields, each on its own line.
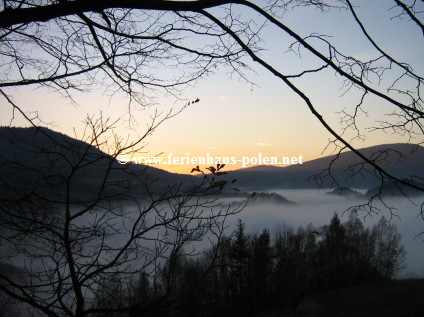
left=1, top=0, right=423, bottom=174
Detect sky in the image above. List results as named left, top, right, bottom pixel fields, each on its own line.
left=1, top=0, right=423, bottom=174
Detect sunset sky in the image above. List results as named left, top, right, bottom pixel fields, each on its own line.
left=1, top=0, right=423, bottom=174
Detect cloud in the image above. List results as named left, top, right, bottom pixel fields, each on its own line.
left=252, top=142, right=272, bottom=147
left=351, top=49, right=380, bottom=63
left=218, top=96, right=228, bottom=100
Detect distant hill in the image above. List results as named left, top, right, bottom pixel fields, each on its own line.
left=366, top=178, right=424, bottom=198
left=0, top=126, right=194, bottom=200
left=220, top=144, right=424, bottom=189
left=326, top=187, right=364, bottom=199
left=2, top=127, right=423, bottom=194
left=242, top=191, right=295, bottom=205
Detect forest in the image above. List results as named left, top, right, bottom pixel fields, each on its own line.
left=94, top=213, right=405, bottom=316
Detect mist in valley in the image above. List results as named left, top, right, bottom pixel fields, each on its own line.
left=222, top=189, right=424, bottom=278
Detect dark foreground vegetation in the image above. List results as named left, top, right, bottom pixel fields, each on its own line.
left=94, top=213, right=406, bottom=317
left=294, top=279, right=424, bottom=317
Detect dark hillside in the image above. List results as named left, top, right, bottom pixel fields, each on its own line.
left=0, top=126, right=194, bottom=200
left=223, top=144, right=424, bottom=189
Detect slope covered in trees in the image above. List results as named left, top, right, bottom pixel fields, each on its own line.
left=92, top=214, right=406, bottom=316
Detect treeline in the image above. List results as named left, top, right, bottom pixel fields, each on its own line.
left=94, top=213, right=405, bottom=316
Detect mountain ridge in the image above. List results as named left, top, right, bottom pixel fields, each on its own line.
left=218, top=143, right=424, bottom=189
left=1, top=126, right=423, bottom=191
left=0, top=126, right=194, bottom=200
